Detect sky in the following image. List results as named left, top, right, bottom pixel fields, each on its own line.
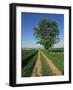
left=21, top=12, right=64, bottom=48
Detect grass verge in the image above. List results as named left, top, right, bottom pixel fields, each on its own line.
left=42, top=50, right=64, bottom=74
left=22, top=53, right=38, bottom=77
left=40, top=53, right=52, bottom=76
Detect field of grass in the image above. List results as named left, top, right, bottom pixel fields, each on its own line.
left=22, top=49, right=38, bottom=67
left=42, top=49, right=64, bottom=74
left=22, top=49, right=38, bottom=77
left=22, top=48, right=64, bottom=77
left=22, top=49, right=38, bottom=60
left=48, top=48, right=64, bottom=52
left=22, top=54, right=38, bottom=77
left=40, top=53, right=52, bottom=76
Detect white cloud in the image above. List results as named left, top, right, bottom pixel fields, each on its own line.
left=53, top=42, right=64, bottom=48
left=22, top=43, right=43, bottom=48
left=22, top=42, right=64, bottom=49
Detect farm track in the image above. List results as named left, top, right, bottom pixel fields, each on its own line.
left=41, top=51, right=62, bottom=75
left=32, top=51, right=42, bottom=76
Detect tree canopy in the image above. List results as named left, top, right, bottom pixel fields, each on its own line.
left=34, top=18, right=59, bottom=49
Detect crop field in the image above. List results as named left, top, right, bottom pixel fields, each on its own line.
left=22, top=48, right=64, bottom=77
left=22, top=49, right=38, bottom=77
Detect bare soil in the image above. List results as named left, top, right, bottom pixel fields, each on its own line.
left=32, top=51, right=42, bottom=76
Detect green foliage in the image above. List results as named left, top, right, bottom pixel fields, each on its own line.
left=34, top=18, right=59, bottom=49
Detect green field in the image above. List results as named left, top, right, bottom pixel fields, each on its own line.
left=22, top=49, right=38, bottom=77
left=41, top=49, right=64, bottom=74
left=22, top=48, right=64, bottom=77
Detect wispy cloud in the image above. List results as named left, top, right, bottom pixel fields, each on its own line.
left=22, top=43, right=43, bottom=48
left=53, top=42, right=64, bottom=48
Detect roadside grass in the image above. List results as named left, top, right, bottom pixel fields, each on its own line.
left=42, top=50, right=64, bottom=74
left=22, top=49, right=38, bottom=68
left=22, top=53, right=38, bottom=77
left=40, top=53, right=52, bottom=76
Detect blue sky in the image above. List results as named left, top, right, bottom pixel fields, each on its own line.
left=21, top=12, right=64, bottom=48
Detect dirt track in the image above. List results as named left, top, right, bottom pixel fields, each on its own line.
left=32, top=51, right=42, bottom=76
left=41, top=51, right=62, bottom=75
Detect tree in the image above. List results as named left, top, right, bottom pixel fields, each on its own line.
left=34, top=18, right=59, bottom=49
